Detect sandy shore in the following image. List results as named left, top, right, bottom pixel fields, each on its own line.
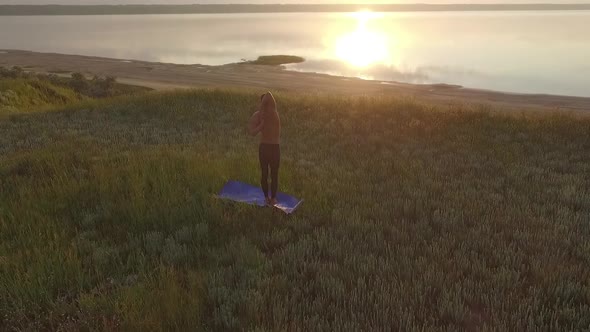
left=2, top=49, right=590, bottom=113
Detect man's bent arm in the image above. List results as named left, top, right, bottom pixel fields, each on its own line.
left=248, top=112, right=264, bottom=136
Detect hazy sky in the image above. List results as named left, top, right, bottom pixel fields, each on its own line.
left=1, top=0, right=589, bottom=4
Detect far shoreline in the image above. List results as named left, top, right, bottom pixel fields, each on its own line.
left=2, top=4, right=590, bottom=16
left=1, top=49, right=590, bottom=113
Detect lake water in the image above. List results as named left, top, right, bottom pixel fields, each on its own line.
left=1, top=12, right=589, bottom=97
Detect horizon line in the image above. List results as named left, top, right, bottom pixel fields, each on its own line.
left=3, top=3, right=590, bottom=5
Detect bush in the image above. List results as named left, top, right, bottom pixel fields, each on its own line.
left=0, top=66, right=26, bottom=79
left=69, top=72, right=89, bottom=93
left=89, top=75, right=118, bottom=97
left=71, top=72, right=85, bottom=81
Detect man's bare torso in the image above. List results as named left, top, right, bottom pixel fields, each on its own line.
left=249, top=92, right=280, bottom=144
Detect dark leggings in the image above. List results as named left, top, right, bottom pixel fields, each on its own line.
left=259, top=144, right=280, bottom=199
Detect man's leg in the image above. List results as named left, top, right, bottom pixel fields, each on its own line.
left=259, top=144, right=270, bottom=202
left=269, top=145, right=280, bottom=203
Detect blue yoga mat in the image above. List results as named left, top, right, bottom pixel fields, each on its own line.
left=218, top=180, right=303, bottom=214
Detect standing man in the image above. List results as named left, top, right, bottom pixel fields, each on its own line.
left=248, top=92, right=281, bottom=206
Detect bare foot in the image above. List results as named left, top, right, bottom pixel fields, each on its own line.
left=265, top=197, right=272, bottom=206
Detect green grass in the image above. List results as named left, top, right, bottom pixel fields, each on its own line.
left=0, top=78, right=83, bottom=114
left=0, top=74, right=151, bottom=115
left=243, top=55, right=305, bottom=66
left=0, top=88, right=589, bottom=331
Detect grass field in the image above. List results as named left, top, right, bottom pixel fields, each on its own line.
left=0, top=67, right=150, bottom=116
left=0, top=82, right=589, bottom=330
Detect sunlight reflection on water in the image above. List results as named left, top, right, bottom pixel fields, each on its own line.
left=1, top=11, right=589, bottom=96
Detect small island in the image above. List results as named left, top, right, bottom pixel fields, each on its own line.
left=241, top=55, right=305, bottom=66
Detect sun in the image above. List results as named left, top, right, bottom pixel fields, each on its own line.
left=334, top=11, right=390, bottom=68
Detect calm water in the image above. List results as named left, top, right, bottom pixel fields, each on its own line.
left=1, top=12, right=589, bottom=96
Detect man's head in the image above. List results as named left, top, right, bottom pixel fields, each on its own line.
left=259, top=91, right=276, bottom=113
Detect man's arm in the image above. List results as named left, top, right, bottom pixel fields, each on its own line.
left=248, top=111, right=264, bottom=136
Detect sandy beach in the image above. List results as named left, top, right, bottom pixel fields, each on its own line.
left=2, top=49, right=590, bottom=113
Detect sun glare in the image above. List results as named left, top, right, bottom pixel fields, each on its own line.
left=334, top=11, right=390, bottom=68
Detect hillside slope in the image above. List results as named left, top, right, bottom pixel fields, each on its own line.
left=1, top=89, right=589, bottom=330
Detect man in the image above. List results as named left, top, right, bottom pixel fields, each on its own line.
left=248, top=92, right=281, bottom=206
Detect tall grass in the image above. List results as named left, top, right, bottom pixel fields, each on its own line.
left=0, top=89, right=589, bottom=330
left=0, top=78, right=82, bottom=114
left=0, top=67, right=151, bottom=116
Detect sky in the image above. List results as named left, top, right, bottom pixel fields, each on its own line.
left=1, top=0, right=589, bottom=4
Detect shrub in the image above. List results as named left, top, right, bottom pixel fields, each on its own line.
left=69, top=72, right=89, bottom=93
